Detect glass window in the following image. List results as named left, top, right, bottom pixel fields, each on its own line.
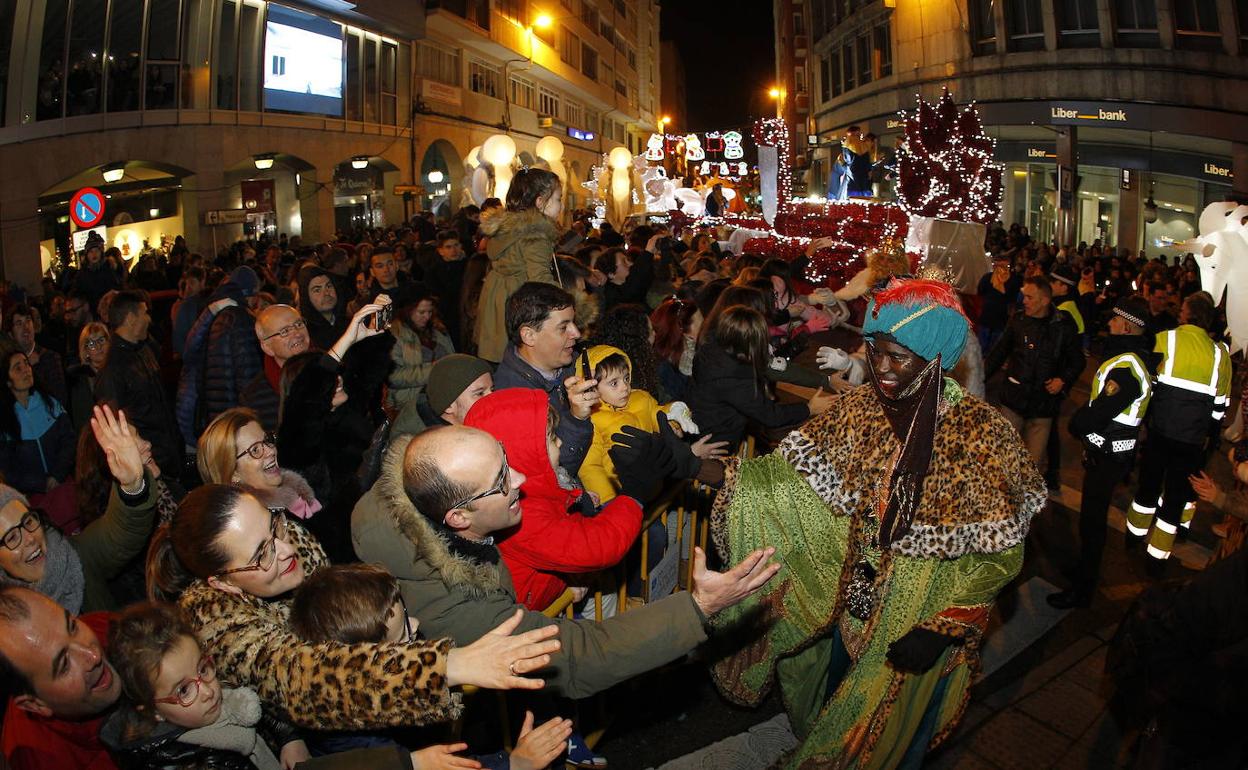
left=830, top=49, right=841, bottom=97
left=563, top=99, right=581, bottom=127
left=1058, top=0, right=1100, bottom=47
left=214, top=0, right=239, bottom=109
left=106, top=0, right=144, bottom=112
left=36, top=0, right=68, bottom=120
left=538, top=87, right=558, bottom=116
left=969, top=0, right=997, bottom=53
left=794, top=66, right=806, bottom=94
left=363, top=36, right=378, bottom=121
left=346, top=29, right=362, bottom=120
left=1175, top=0, right=1221, bottom=50
left=856, top=33, right=870, bottom=85
left=1238, top=0, right=1248, bottom=44
left=381, top=41, right=397, bottom=124
left=66, top=0, right=107, bottom=115
left=794, top=12, right=805, bottom=36
left=875, top=24, right=892, bottom=77
left=510, top=75, right=533, bottom=108
left=580, top=1, right=596, bottom=27
left=841, top=42, right=853, bottom=92
left=146, top=0, right=181, bottom=61
left=0, top=0, right=11, bottom=125
left=559, top=27, right=579, bottom=67
left=416, top=41, right=460, bottom=86
left=581, top=42, right=598, bottom=79
left=1114, top=0, right=1159, bottom=47
left=1006, top=0, right=1045, bottom=51
left=238, top=1, right=262, bottom=111
left=468, top=59, right=500, bottom=98
left=819, top=55, right=830, bottom=102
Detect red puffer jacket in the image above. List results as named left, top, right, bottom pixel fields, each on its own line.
left=464, top=389, right=643, bottom=610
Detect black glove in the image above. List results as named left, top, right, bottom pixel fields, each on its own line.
left=885, top=627, right=957, bottom=674
left=609, top=425, right=677, bottom=504
left=656, top=413, right=701, bottom=480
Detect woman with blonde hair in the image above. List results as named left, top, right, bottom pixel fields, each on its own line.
left=66, top=321, right=110, bottom=434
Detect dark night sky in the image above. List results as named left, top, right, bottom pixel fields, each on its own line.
left=660, top=0, right=776, bottom=133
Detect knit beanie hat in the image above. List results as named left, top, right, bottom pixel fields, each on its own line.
left=427, top=355, right=493, bottom=416
left=863, top=278, right=969, bottom=370
left=0, top=484, right=29, bottom=513
left=229, top=266, right=260, bottom=297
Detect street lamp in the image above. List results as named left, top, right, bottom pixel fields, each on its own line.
left=658, top=115, right=672, bottom=132
left=427, top=170, right=445, bottom=185
left=101, top=163, right=126, bottom=184
left=351, top=156, right=370, bottom=169
left=768, top=87, right=786, bottom=119
left=533, top=12, right=553, bottom=28
left=253, top=153, right=276, bottom=170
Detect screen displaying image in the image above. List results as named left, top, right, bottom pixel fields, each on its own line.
left=263, top=4, right=344, bottom=116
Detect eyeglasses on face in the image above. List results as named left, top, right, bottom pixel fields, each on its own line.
left=83, top=336, right=108, bottom=351
left=449, top=446, right=511, bottom=511
left=263, top=319, right=306, bottom=340
left=1, top=510, right=42, bottom=551
left=214, top=509, right=289, bottom=577
left=236, top=433, right=277, bottom=460
left=153, top=654, right=216, bottom=708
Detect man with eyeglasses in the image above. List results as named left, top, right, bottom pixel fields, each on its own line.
left=62, top=292, right=94, bottom=366
left=352, top=425, right=780, bottom=701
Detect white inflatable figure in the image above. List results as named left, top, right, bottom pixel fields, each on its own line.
left=737, top=162, right=749, bottom=176
left=685, top=134, right=705, bottom=162
left=469, top=162, right=492, bottom=207
left=673, top=187, right=706, bottom=218
left=719, top=162, right=730, bottom=176
left=700, top=161, right=712, bottom=176
left=645, top=133, right=665, bottom=162
left=723, top=131, right=745, bottom=160
left=641, top=165, right=678, bottom=212
left=1181, top=201, right=1248, bottom=352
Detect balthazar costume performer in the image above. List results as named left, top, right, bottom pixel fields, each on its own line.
left=710, top=278, right=1044, bottom=769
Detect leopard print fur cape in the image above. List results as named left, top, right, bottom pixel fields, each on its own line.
left=715, top=381, right=1045, bottom=560
left=179, top=521, right=461, bottom=731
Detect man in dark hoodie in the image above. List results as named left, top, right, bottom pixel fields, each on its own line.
left=70, top=233, right=121, bottom=313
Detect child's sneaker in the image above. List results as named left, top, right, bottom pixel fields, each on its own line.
left=566, top=733, right=607, bottom=768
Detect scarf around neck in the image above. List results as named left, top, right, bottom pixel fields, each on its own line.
left=0, top=526, right=86, bottom=613
left=866, top=353, right=944, bottom=549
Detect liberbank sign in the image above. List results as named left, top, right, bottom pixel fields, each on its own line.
left=976, top=100, right=1248, bottom=143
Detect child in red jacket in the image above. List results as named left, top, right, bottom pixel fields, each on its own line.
left=463, top=388, right=647, bottom=613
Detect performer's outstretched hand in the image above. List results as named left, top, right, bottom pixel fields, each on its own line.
left=691, top=546, right=780, bottom=617
left=886, top=627, right=956, bottom=674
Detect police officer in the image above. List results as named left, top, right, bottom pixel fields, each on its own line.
left=1127, top=291, right=1231, bottom=576
left=1049, top=296, right=1154, bottom=609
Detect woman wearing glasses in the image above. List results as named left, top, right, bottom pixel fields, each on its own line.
left=0, top=404, right=159, bottom=613
left=146, top=484, right=562, bottom=731
left=66, top=322, right=110, bottom=434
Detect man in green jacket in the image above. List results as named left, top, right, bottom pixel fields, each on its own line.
left=351, top=425, right=779, bottom=699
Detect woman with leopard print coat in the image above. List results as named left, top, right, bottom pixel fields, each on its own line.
left=145, top=484, right=561, bottom=731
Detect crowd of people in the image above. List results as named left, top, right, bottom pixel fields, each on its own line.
left=0, top=174, right=1243, bottom=769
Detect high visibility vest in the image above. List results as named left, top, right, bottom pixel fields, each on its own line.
left=1150, top=325, right=1232, bottom=443
left=1057, top=299, right=1085, bottom=335
left=1084, top=351, right=1152, bottom=455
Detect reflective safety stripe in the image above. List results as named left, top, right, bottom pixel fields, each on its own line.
left=1111, top=439, right=1136, bottom=453
left=1131, top=502, right=1156, bottom=514
left=1092, top=353, right=1152, bottom=424
left=1180, top=502, right=1196, bottom=528
left=1156, top=329, right=1223, bottom=396
left=1127, top=502, right=1154, bottom=536
left=1113, top=413, right=1143, bottom=426
left=1147, top=544, right=1172, bottom=560
left=1149, top=524, right=1177, bottom=557
left=1155, top=519, right=1178, bottom=534
left=1086, top=432, right=1106, bottom=448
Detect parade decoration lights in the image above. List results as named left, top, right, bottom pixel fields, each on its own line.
left=482, top=134, right=517, bottom=200
left=895, top=89, right=1003, bottom=225
left=723, top=131, right=745, bottom=160
left=753, top=118, right=792, bottom=226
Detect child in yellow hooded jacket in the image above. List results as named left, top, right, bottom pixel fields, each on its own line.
left=577, top=344, right=722, bottom=502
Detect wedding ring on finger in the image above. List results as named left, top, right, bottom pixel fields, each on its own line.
left=508, top=661, right=517, bottom=676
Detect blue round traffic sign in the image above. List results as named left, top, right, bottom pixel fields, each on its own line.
left=69, top=187, right=105, bottom=229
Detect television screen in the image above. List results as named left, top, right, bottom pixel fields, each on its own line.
left=263, top=4, right=344, bottom=116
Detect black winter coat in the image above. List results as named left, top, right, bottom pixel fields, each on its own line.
left=100, top=699, right=299, bottom=770
left=687, top=334, right=809, bottom=450
left=94, top=336, right=182, bottom=475
left=984, top=310, right=1085, bottom=418
left=202, top=305, right=263, bottom=427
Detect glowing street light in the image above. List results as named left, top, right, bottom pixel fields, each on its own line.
left=427, top=170, right=445, bottom=185
left=533, top=12, right=553, bottom=28
left=101, top=163, right=126, bottom=184
left=253, top=153, right=276, bottom=170
left=768, top=87, right=782, bottom=99
left=351, top=156, right=370, bottom=169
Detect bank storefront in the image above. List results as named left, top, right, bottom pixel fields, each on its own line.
left=826, top=98, right=1241, bottom=254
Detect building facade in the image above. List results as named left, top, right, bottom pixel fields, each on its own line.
left=798, top=0, right=1248, bottom=254
left=0, top=0, right=659, bottom=292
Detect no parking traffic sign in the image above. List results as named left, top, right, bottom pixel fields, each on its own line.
left=69, top=188, right=106, bottom=229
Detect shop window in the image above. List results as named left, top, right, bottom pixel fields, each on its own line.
left=875, top=24, right=892, bottom=77
left=468, top=59, right=500, bottom=99
left=1058, top=0, right=1100, bottom=48
left=416, top=41, right=460, bottom=86
left=969, top=0, right=997, bottom=54
left=1174, top=0, right=1221, bottom=50
left=145, top=0, right=180, bottom=109
left=1005, top=0, right=1045, bottom=52
left=66, top=0, right=106, bottom=115
left=1113, top=0, right=1159, bottom=47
